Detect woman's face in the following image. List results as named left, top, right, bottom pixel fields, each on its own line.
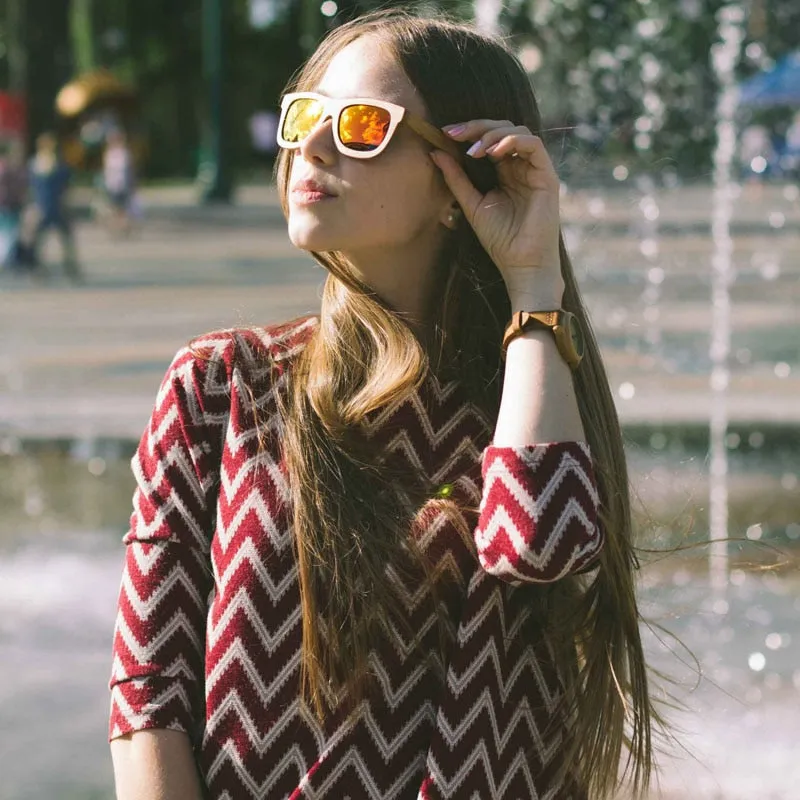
left=286, top=35, right=456, bottom=274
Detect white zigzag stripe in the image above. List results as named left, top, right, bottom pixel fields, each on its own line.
left=369, top=655, right=439, bottom=713
left=109, top=652, right=197, bottom=684
left=427, top=737, right=571, bottom=800
left=481, top=449, right=597, bottom=522
left=214, top=536, right=297, bottom=602
left=477, top=496, right=599, bottom=577
left=121, top=558, right=206, bottom=620
left=301, top=748, right=427, bottom=799
left=131, top=444, right=214, bottom=551
left=207, top=740, right=313, bottom=795
left=110, top=680, right=193, bottom=730
left=216, top=481, right=290, bottom=554
left=207, top=585, right=301, bottom=653
left=455, top=579, right=530, bottom=645
left=388, top=431, right=484, bottom=485
left=204, top=701, right=325, bottom=772
left=114, top=607, right=203, bottom=664
left=436, top=687, right=561, bottom=766
left=447, top=640, right=561, bottom=715
left=205, top=639, right=301, bottom=731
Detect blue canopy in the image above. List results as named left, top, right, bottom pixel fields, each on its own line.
left=738, top=51, right=800, bottom=108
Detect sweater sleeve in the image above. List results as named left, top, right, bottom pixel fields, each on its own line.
left=108, top=343, right=228, bottom=742
left=473, top=441, right=603, bottom=584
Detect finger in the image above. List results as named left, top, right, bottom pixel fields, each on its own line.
left=484, top=134, right=559, bottom=180
left=465, top=125, right=531, bottom=158
left=429, top=149, right=483, bottom=224
left=442, top=119, right=515, bottom=142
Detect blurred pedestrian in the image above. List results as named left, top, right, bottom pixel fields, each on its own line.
left=102, top=129, right=136, bottom=235
left=0, top=139, right=28, bottom=269
left=25, top=132, right=81, bottom=280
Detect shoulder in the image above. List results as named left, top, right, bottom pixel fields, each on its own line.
left=174, top=314, right=319, bottom=388
left=156, top=315, right=318, bottom=424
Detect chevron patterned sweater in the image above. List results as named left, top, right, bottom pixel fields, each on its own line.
left=109, top=316, right=604, bottom=799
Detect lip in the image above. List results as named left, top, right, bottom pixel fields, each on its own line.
left=291, top=179, right=337, bottom=197
left=291, top=189, right=336, bottom=206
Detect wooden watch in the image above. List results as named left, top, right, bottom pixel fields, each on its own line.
left=502, top=310, right=585, bottom=369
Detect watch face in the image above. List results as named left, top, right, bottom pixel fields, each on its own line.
left=568, top=314, right=585, bottom=358
left=562, top=312, right=585, bottom=366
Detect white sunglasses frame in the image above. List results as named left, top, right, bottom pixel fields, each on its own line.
left=277, top=91, right=463, bottom=162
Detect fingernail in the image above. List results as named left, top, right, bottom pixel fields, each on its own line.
left=444, top=124, right=466, bottom=136
left=466, top=141, right=482, bottom=157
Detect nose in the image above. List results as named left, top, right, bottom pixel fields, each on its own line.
left=298, top=113, right=337, bottom=165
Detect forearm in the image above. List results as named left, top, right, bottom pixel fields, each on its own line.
left=111, top=729, right=205, bottom=800
left=492, top=287, right=585, bottom=446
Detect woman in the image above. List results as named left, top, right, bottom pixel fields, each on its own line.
left=109, top=10, right=663, bottom=799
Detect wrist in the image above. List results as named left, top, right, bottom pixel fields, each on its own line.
left=504, top=272, right=564, bottom=312
left=508, top=294, right=564, bottom=313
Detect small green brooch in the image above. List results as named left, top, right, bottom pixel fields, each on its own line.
left=435, top=483, right=455, bottom=499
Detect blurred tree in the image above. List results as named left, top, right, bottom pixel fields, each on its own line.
left=70, top=0, right=96, bottom=74
left=1, top=0, right=795, bottom=179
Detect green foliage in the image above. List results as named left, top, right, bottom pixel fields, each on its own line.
left=0, top=0, right=797, bottom=180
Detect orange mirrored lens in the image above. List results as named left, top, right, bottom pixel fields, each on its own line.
left=339, top=104, right=391, bottom=151
left=282, top=97, right=324, bottom=143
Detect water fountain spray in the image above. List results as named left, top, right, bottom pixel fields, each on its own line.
left=709, top=3, right=745, bottom=593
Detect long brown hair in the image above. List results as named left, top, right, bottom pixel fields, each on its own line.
left=273, top=8, right=668, bottom=798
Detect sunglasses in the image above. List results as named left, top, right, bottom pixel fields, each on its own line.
left=277, top=91, right=463, bottom=162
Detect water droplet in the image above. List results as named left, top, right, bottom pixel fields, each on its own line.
left=759, top=260, right=780, bottom=281
left=649, top=432, right=667, bottom=450
left=774, top=362, right=791, bottom=378
left=764, top=672, right=782, bottom=690
left=725, top=432, right=740, bottom=449
left=765, top=633, right=782, bottom=650
left=717, top=626, right=735, bottom=644
left=783, top=185, right=799, bottom=201
left=613, top=165, right=629, bottom=181
left=618, top=382, right=635, bottom=400
left=639, top=238, right=659, bottom=259
left=748, top=652, right=766, bottom=671
left=781, top=473, right=798, bottom=491
left=647, top=266, right=665, bottom=284
left=672, top=569, right=691, bottom=587
left=730, top=568, right=746, bottom=586
left=748, top=431, right=764, bottom=448
left=24, top=490, right=44, bottom=517
left=745, top=686, right=762, bottom=705
left=710, top=369, right=729, bottom=392
left=786, top=523, right=800, bottom=540
left=746, top=523, right=763, bottom=541
left=88, top=457, right=107, bottom=477
left=713, top=599, right=729, bottom=615
left=768, top=211, right=785, bottom=228
left=0, top=436, right=21, bottom=456
left=587, top=197, right=606, bottom=217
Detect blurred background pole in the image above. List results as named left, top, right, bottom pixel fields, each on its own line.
left=7, top=0, right=27, bottom=94
left=69, top=0, right=96, bottom=74
left=300, top=0, right=324, bottom=56
left=197, top=0, right=232, bottom=203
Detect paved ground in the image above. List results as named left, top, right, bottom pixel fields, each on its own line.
left=1, top=179, right=798, bottom=441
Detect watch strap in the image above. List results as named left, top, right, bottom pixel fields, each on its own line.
left=502, top=310, right=561, bottom=354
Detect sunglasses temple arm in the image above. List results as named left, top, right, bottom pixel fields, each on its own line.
left=405, top=117, right=463, bottom=162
